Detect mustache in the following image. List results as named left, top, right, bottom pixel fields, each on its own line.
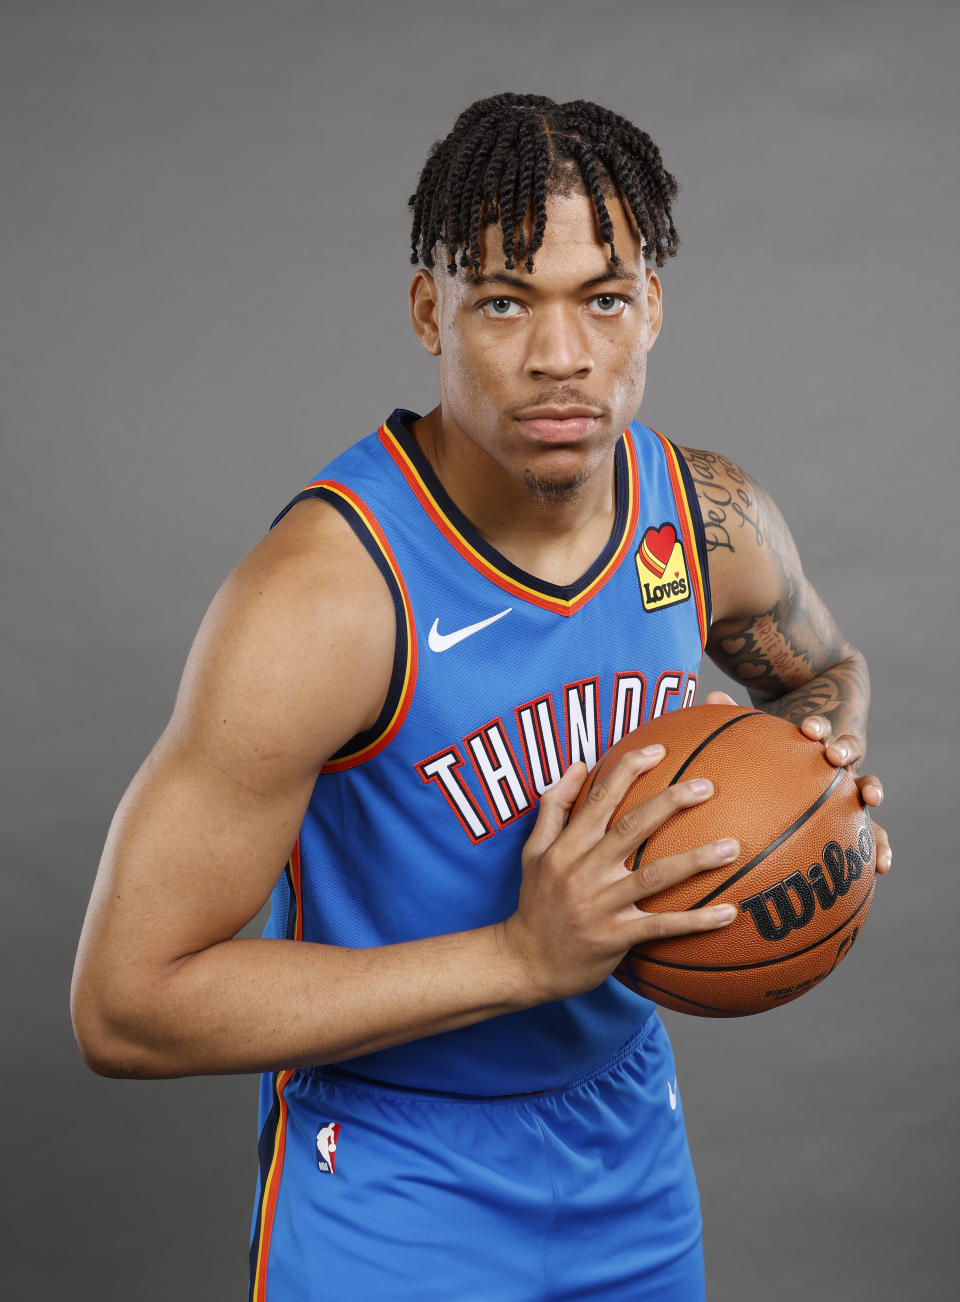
left=505, top=390, right=609, bottom=418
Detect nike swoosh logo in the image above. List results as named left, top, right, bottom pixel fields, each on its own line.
left=428, top=608, right=512, bottom=653
left=667, top=1077, right=678, bottom=1111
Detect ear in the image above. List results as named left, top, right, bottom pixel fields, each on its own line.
left=645, top=268, right=663, bottom=350
left=409, top=269, right=442, bottom=356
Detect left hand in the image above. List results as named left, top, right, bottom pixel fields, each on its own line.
left=797, top=713, right=891, bottom=873
left=703, top=691, right=892, bottom=874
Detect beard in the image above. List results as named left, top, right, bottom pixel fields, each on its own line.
left=521, top=465, right=592, bottom=506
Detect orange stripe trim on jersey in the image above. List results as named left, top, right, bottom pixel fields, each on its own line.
left=377, top=419, right=640, bottom=617
left=251, top=1069, right=295, bottom=1301
left=289, top=841, right=303, bottom=941
left=297, top=479, right=418, bottom=771
left=652, top=431, right=709, bottom=649
left=250, top=845, right=302, bottom=1300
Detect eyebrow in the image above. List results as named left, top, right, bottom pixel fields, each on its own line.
left=463, top=269, right=644, bottom=291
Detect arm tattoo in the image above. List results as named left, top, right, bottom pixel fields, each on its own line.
left=689, top=447, right=872, bottom=755
left=681, top=448, right=762, bottom=554
left=761, top=657, right=870, bottom=744
left=723, top=615, right=871, bottom=758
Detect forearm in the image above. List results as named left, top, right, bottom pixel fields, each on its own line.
left=749, top=648, right=870, bottom=759
left=74, top=737, right=536, bottom=1079
left=74, top=925, right=532, bottom=1079
left=687, top=445, right=871, bottom=756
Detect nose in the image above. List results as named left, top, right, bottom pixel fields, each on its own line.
left=524, top=304, right=593, bottom=380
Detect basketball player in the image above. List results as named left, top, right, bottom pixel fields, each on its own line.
left=72, top=94, right=890, bottom=1300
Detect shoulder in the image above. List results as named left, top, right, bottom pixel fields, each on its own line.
left=675, top=444, right=760, bottom=534
left=171, top=496, right=397, bottom=778
left=675, top=445, right=802, bottom=625
left=222, top=493, right=396, bottom=642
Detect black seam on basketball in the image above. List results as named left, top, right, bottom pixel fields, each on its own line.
left=663, top=710, right=758, bottom=786
left=628, top=974, right=734, bottom=1015
left=614, top=957, right=644, bottom=996
left=630, top=710, right=757, bottom=870
left=632, top=877, right=875, bottom=972
left=581, top=745, right=620, bottom=805
left=687, top=766, right=846, bottom=907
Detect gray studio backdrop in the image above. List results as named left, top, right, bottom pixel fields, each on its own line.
left=3, top=2, right=957, bottom=1298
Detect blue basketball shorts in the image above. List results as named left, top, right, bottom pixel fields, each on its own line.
left=249, top=1013, right=704, bottom=1301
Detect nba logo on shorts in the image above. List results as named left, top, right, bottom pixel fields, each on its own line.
left=316, top=1122, right=341, bottom=1173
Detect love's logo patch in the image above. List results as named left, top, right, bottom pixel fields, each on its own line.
left=636, top=522, right=691, bottom=612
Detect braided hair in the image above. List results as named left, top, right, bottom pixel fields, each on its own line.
left=409, top=93, right=679, bottom=276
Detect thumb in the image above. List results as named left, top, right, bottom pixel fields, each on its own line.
left=703, top=689, right=738, bottom=707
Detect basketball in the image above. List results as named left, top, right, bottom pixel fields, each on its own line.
left=574, top=704, right=877, bottom=1017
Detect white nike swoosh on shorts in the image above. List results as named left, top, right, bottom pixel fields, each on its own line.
left=427, top=608, right=513, bottom=653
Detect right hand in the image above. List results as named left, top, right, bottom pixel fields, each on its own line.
left=498, top=745, right=740, bottom=1004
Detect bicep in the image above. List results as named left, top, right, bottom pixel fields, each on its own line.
left=75, top=502, right=395, bottom=983
left=86, top=736, right=316, bottom=976
left=681, top=448, right=855, bottom=701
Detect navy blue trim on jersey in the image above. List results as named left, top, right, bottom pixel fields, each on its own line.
left=671, top=444, right=713, bottom=631
left=283, top=860, right=298, bottom=942
left=389, top=408, right=632, bottom=604
left=249, top=1073, right=282, bottom=1302
left=271, top=489, right=328, bottom=530
left=270, top=485, right=408, bottom=767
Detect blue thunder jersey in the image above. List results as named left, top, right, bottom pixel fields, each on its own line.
left=261, top=408, right=711, bottom=1096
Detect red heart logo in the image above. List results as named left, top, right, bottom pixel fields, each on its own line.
left=640, top=524, right=676, bottom=577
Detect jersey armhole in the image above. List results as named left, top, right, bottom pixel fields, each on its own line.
left=271, top=482, right=417, bottom=770
left=669, top=443, right=714, bottom=633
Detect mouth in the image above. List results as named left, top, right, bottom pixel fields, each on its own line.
left=513, top=406, right=604, bottom=442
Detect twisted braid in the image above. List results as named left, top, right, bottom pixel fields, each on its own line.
left=511, top=120, right=539, bottom=260
left=496, top=143, right=520, bottom=269
left=565, top=137, right=619, bottom=265
left=460, top=134, right=498, bottom=272
left=408, top=93, right=680, bottom=274
left=524, top=131, right=551, bottom=273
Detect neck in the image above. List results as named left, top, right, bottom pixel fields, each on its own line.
left=411, top=405, right=620, bottom=588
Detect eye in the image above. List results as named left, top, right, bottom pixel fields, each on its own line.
left=588, top=293, right=628, bottom=316
left=481, top=297, right=523, bottom=318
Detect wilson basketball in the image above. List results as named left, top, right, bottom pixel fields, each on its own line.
left=575, top=704, right=876, bottom=1017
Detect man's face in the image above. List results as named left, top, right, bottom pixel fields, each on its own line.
left=409, top=186, right=662, bottom=504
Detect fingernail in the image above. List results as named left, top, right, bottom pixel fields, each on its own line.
left=866, top=785, right=883, bottom=804
left=714, top=839, right=739, bottom=860
left=808, top=719, right=824, bottom=736
left=688, top=778, right=713, bottom=796
left=640, top=744, right=665, bottom=757
left=834, top=744, right=849, bottom=763
left=713, top=904, right=737, bottom=922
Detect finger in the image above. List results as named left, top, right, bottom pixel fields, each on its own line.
left=873, top=822, right=893, bottom=874
left=523, top=763, right=589, bottom=858
left=823, top=732, right=864, bottom=768
left=566, top=745, right=667, bottom=848
left=855, top=773, right=884, bottom=807
left=626, top=901, right=738, bottom=946
left=605, top=837, right=741, bottom=910
left=601, top=777, right=718, bottom=863
left=703, top=690, right=738, bottom=707
left=800, top=715, right=832, bottom=743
